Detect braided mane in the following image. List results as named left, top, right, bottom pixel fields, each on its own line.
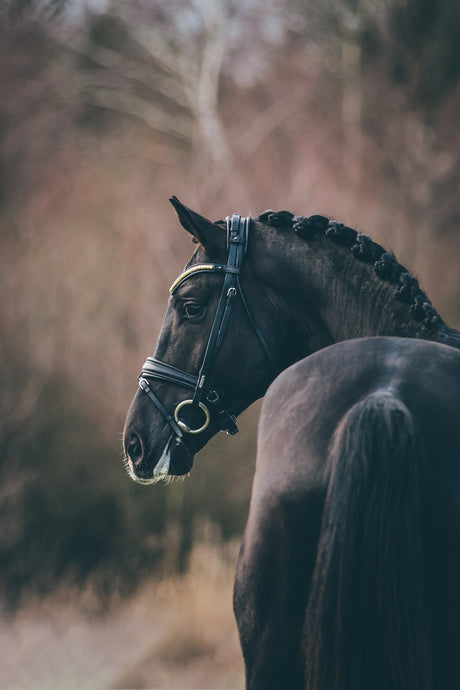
left=257, top=210, right=443, bottom=332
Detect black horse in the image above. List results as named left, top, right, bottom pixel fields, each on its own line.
left=123, top=199, right=460, bottom=690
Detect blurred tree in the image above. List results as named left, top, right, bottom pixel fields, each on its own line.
left=46, top=0, right=232, bottom=166
left=41, top=0, right=295, bottom=171
left=1, top=0, right=460, bottom=606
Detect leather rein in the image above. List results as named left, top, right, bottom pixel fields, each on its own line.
left=137, top=214, right=277, bottom=441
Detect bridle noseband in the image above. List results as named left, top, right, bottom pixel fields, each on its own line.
left=137, top=214, right=277, bottom=441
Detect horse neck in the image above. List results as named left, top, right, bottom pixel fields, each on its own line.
left=302, top=236, right=426, bottom=342
left=254, top=224, right=448, bottom=353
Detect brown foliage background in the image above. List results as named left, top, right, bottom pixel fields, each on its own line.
left=1, top=0, right=460, bottom=605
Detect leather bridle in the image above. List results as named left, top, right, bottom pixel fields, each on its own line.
left=137, top=214, right=277, bottom=441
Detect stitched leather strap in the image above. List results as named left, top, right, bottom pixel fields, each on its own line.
left=138, top=213, right=277, bottom=438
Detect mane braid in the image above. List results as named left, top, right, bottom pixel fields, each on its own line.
left=257, top=211, right=443, bottom=331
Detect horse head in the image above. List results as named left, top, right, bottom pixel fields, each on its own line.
left=123, top=198, right=300, bottom=484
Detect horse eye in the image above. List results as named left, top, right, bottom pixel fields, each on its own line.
left=184, top=302, right=203, bottom=319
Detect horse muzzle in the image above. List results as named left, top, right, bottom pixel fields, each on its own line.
left=124, top=427, right=195, bottom=484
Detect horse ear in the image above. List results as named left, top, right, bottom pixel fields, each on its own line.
left=169, top=196, right=224, bottom=254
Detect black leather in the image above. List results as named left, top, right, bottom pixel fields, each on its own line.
left=138, top=213, right=276, bottom=438
left=141, top=357, right=197, bottom=390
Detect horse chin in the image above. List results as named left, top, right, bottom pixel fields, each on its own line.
left=126, top=434, right=195, bottom=485
left=167, top=435, right=195, bottom=476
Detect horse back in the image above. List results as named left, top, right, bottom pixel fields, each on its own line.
left=236, top=336, right=460, bottom=690
left=256, top=336, right=460, bottom=493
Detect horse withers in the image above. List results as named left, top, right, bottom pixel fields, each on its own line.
left=123, top=198, right=460, bottom=689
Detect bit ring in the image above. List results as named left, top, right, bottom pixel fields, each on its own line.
left=174, top=400, right=210, bottom=434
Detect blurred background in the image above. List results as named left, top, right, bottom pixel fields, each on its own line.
left=1, top=0, right=460, bottom=687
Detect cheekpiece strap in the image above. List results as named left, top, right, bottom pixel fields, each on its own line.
left=226, top=214, right=249, bottom=253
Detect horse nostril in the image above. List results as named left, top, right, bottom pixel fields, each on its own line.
left=126, top=434, right=143, bottom=466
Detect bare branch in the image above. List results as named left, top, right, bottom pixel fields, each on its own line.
left=83, top=87, right=192, bottom=142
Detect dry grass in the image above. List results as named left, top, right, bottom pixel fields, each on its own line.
left=0, top=541, right=245, bottom=690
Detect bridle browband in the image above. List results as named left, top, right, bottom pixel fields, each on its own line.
left=137, top=214, right=277, bottom=441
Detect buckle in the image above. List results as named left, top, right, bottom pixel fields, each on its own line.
left=206, top=389, right=220, bottom=404
left=226, top=214, right=249, bottom=252
left=217, top=410, right=239, bottom=435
